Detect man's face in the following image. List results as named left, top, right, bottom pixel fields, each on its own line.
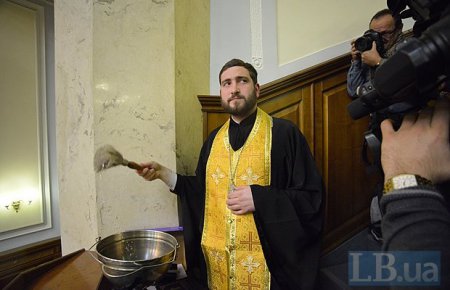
left=370, top=14, right=397, bottom=46
left=220, top=66, right=259, bottom=122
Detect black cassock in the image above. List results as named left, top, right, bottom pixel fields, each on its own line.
left=173, top=111, right=324, bottom=290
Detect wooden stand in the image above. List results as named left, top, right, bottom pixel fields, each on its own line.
left=4, top=249, right=102, bottom=290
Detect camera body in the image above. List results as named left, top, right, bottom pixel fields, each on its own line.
left=355, top=29, right=385, bottom=55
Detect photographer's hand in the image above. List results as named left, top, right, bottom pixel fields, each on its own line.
left=350, top=40, right=360, bottom=61
left=361, top=41, right=382, bottom=67
left=380, top=97, right=450, bottom=184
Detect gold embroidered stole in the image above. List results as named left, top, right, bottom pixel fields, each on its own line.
left=201, top=108, right=272, bottom=290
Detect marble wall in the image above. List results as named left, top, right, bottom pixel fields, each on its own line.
left=55, top=0, right=98, bottom=253
left=55, top=0, right=180, bottom=254
left=93, top=0, right=178, bottom=240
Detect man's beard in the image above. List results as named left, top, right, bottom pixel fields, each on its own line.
left=221, top=91, right=257, bottom=118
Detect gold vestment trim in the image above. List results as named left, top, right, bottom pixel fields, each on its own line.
left=202, top=109, right=272, bottom=290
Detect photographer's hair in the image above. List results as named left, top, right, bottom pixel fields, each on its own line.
left=219, top=59, right=258, bottom=85
left=370, top=8, right=403, bottom=30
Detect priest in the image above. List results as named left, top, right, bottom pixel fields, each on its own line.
left=138, top=59, right=324, bottom=290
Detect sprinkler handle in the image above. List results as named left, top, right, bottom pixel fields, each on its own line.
left=127, top=161, right=144, bottom=171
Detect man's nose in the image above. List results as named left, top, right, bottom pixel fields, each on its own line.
left=231, top=83, right=240, bottom=95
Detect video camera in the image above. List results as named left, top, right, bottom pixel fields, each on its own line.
left=347, top=0, right=450, bottom=121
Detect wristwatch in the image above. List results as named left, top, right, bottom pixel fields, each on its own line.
left=383, top=174, right=433, bottom=194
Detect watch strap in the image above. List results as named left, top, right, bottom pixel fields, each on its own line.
left=383, top=174, right=433, bottom=194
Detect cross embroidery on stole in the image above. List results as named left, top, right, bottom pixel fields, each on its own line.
left=202, top=108, right=272, bottom=290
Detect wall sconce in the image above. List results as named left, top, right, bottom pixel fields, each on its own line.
left=5, top=200, right=32, bottom=213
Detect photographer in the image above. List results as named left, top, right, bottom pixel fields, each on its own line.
left=380, top=96, right=450, bottom=288
left=347, top=9, right=409, bottom=242
left=346, top=0, right=450, bottom=286
left=347, top=9, right=406, bottom=99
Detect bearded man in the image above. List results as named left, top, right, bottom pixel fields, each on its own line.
left=138, top=58, right=324, bottom=290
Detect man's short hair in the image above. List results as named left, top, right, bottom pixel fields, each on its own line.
left=370, top=8, right=403, bottom=30
left=219, top=59, right=258, bottom=85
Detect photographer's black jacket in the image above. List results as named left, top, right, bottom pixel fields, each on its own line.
left=381, top=188, right=450, bottom=289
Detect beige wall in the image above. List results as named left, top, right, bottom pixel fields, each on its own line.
left=210, top=0, right=413, bottom=91
left=174, top=1, right=210, bottom=174
left=277, top=0, right=387, bottom=65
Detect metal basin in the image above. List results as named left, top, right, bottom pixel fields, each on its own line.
left=101, top=263, right=171, bottom=288
left=90, top=229, right=178, bottom=288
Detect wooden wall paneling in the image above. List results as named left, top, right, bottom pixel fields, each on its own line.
left=198, top=95, right=226, bottom=139
left=198, top=96, right=219, bottom=140
left=0, top=237, right=62, bottom=288
left=312, top=81, right=325, bottom=176
left=3, top=250, right=86, bottom=290
left=259, top=84, right=316, bottom=155
left=320, top=73, right=379, bottom=253
left=300, top=84, right=315, bottom=157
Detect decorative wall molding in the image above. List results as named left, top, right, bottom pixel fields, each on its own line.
left=250, top=0, right=263, bottom=69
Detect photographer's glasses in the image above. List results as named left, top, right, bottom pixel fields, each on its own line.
left=379, top=29, right=396, bottom=37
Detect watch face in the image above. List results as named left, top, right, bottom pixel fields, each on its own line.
left=384, top=174, right=433, bottom=194
left=393, top=175, right=418, bottom=189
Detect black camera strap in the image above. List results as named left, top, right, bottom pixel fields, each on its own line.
left=362, top=112, right=384, bottom=177
left=362, top=131, right=382, bottom=175
left=362, top=127, right=385, bottom=244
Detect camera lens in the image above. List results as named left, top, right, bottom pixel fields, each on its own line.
left=355, top=36, right=372, bottom=52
